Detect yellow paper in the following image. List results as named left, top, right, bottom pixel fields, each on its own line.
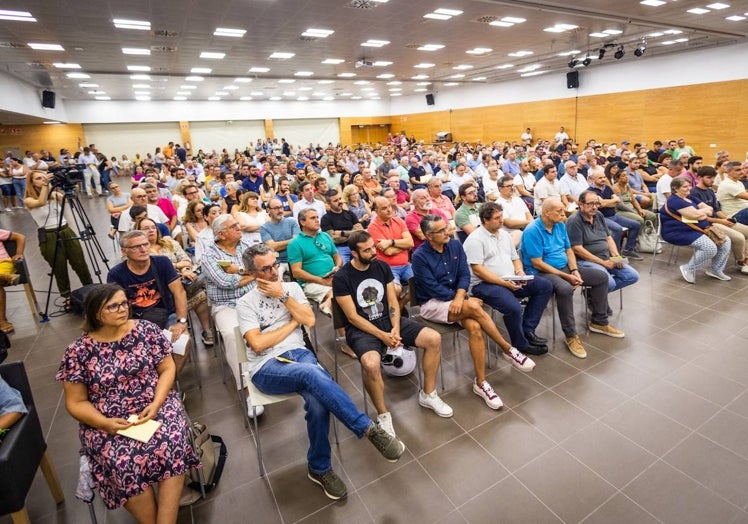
left=117, top=416, right=162, bottom=443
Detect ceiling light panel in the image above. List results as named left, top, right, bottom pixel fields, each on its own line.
left=294, top=71, right=314, bottom=76
left=127, top=65, right=151, bottom=71
left=113, top=18, right=150, bottom=30
left=28, top=43, right=64, bottom=51
left=726, top=14, right=746, bottom=20
left=322, top=58, right=344, bottom=64
left=122, top=47, right=150, bottom=55
left=372, top=61, right=393, bottom=66
left=337, top=72, right=356, bottom=77
left=687, top=7, right=710, bottom=14
left=130, top=74, right=150, bottom=80
left=234, top=78, right=252, bottom=83
left=640, top=0, right=666, bottom=5
left=67, top=72, right=90, bottom=79
left=0, top=9, right=36, bottom=22
left=249, top=67, right=270, bottom=73
left=302, top=28, right=334, bottom=38
left=200, top=52, right=225, bottom=59
left=185, top=76, right=204, bottom=81
left=417, top=44, right=445, bottom=51
left=544, top=24, right=578, bottom=32
left=508, top=50, right=533, bottom=57
left=361, top=39, right=390, bottom=47
left=496, top=64, right=514, bottom=69
left=706, top=3, right=730, bottom=9
left=466, top=48, right=492, bottom=55
left=414, top=63, right=435, bottom=68
left=53, top=62, right=80, bottom=69
left=191, top=67, right=212, bottom=74
left=269, top=52, right=295, bottom=59
left=79, top=83, right=98, bottom=87
left=214, top=27, right=246, bottom=37
left=453, top=64, right=474, bottom=70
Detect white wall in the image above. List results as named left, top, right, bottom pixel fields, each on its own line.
left=83, top=122, right=182, bottom=158
left=0, top=70, right=69, bottom=122
left=189, top=120, right=265, bottom=154
left=272, top=118, right=340, bottom=148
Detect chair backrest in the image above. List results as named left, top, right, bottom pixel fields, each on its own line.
left=3, top=239, right=29, bottom=285
left=408, top=276, right=420, bottom=308
left=232, top=326, right=294, bottom=408
left=331, top=298, right=347, bottom=331
left=233, top=326, right=249, bottom=365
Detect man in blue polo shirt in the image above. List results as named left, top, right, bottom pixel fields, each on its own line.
left=521, top=199, right=623, bottom=360
left=260, top=197, right=299, bottom=281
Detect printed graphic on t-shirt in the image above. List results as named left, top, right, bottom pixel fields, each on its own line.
left=129, top=279, right=160, bottom=308
left=356, top=278, right=385, bottom=321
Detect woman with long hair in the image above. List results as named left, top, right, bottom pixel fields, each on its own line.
left=57, top=284, right=199, bottom=521
left=342, top=183, right=371, bottom=225
left=182, top=200, right=207, bottom=247
left=24, top=170, right=92, bottom=311
left=233, top=191, right=267, bottom=245
left=260, top=171, right=277, bottom=206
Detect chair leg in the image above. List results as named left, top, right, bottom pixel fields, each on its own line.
left=253, top=413, right=265, bottom=477
left=40, top=451, right=64, bottom=505
left=10, top=508, right=31, bottom=524
left=23, top=283, right=41, bottom=320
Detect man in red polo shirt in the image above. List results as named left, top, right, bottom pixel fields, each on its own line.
left=367, top=196, right=414, bottom=299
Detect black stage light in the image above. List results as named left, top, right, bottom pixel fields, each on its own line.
left=568, top=58, right=579, bottom=68
left=598, top=47, right=606, bottom=60
left=614, top=45, right=625, bottom=59
left=582, top=55, right=592, bottom=67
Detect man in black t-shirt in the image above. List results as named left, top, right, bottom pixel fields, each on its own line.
left=332, top=231, right=453, bottom=440
left=321, top=189, right=362, bottom=264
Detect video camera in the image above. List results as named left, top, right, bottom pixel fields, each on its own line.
left=49, top=165, right=84, bottom=190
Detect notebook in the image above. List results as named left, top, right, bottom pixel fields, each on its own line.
left=116, top=415, right=162, bottom=443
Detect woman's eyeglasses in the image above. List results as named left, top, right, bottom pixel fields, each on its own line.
left=104, top=300, right=129, bottom=313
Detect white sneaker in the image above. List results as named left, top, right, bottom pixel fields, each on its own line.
left=472, top=379, right=503, bottom=410
left=679, top=264, right=696, bottom=284
left=377, top=412, right=396, bottom=438
left=705, top=269, right=732, bottom=281
left=741, top=265, right=748, bottom=275
left=502, top=347, right=536, bottom=372
left=246, top=398, right=265, bottom=419
left=418, top=390, right=454, bottom=418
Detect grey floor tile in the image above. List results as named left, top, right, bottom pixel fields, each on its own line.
left=601, top=399, right=691, bottom=456
left=561, top=421, right=657, bottom=489
left=581, top=493, right=660, bottom=524
left=392, top=404, right=466, bottom=457
left=419, top=434, right=509, bottom=506
left=295, top=493, right=373, bottom=524
left=698, top=410, right=748, bottom=460
left=635, top=380, right=722, bottom=429
left=458, top=475, right=563, bottom=524
left=665, top=363, right=745, bottom=406
left=513, top=390, right=595, bottom=443
left=584, top=357, right=659, bottom=396
left=189, top=478, right=282, bottom=524
left=552, top=373, right=629, bottom=418
left=514, top=447, right=616, bottom=523
left=624, top=460, right=743, bottom=524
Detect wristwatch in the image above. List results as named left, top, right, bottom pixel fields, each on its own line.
left=390, top=239, right=395, bottom=247
left=238, top=268, right=245, bottom=276
left=177, top=317, right=188, bottom=324
left=279, top=291, right=290, bottom=303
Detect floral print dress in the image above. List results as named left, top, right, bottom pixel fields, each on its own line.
left=56, top=320, right=199, bottom=509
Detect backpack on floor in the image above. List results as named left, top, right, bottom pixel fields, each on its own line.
left=179, top=422, right=227, bottom=506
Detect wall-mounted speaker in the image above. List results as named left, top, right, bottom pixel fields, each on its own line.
left=42, top=90, right=56, bottom=108
left=425, top=93, right=435, bottom=106
left=566, top=71, right=579, bottom=89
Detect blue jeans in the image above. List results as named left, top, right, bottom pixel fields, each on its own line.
left=390, top=264, right=414, bottom=286
left=336, top=246, right=351, bottom=265
left=471, top=277, right=553, bottom=349
left=732, top=208, right=748, bottom=227
left=578, top=260, right=640, bottom=292
left=12, top=179, right=25, bottom=207
left=605, top=214, right=640, bottom=251
left=251, top=348, right=372, bottom=474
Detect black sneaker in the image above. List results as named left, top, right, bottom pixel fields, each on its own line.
left=622, top=249, right=644, bottom=261
left=522, top=343, right=548, bottom=356
left=366, top=421, right=405, bottom=462
left=308, top=468, right=347, bottom=500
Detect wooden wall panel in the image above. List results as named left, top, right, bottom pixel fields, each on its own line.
left=0, top=123, right=85, bottom=156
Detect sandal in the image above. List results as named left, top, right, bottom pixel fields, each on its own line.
left=0, top=321, right=14, bottom=334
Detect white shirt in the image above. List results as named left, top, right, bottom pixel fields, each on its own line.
left=293, top=198, right=326, bottom=220
left=513, top=173, right=536, bottom=193
left=117, top=204, right=168, bottom=232
left=498, top=194, right=531, bottom=225
left=559, top=173, right=588, bottom=201
left=463, top=226, right=518, bottom=290
left=655, top=174, right=673, bottom=210
left=533, top=177, right=561, bottom=213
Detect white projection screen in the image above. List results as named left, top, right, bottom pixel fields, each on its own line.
left=83, top=122, right=182, bottom=159
left=189, top=120, right=265, bottom=154
left=272, top=118, right=340, bottom=150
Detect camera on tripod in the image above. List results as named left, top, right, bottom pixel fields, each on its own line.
left=49, top=165, right=84, bottom=190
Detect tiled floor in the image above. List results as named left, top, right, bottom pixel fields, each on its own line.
left=2, top=190, right=748, bottom=524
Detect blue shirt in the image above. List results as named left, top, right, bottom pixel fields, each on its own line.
left=260, top=218, right=299, bottom=263
left=411, top=239, right=470, bottom=303
left=242, top=175, right=262, bottom=193
left=521, top=218, right=571, bottom=273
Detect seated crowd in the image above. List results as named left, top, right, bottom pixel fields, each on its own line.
left=3, top=132, right=748, bottom=519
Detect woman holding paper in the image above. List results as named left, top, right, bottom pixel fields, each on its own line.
left=56, top=284, right=199, bottom=521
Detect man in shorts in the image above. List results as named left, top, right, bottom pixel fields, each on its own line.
left=333, top=231, right=452, bottom=438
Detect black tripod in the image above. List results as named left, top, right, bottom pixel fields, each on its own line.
left=41, top=184, right=110, bottom=321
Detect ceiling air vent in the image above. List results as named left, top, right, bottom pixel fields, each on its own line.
left=299, top=36, right=317, bottom=42
left=345, top=0, right=384, bottom=9
left=150, top=45, right=178, bottom=52
left=0, top=41, right=28, bottom=48
left=474, top=16, right=500, bottom=24
left=152, top=29, right=179, bottom=37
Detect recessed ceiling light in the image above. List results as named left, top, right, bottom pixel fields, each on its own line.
left=191, top=67, right=212, bottom=74
left=518, top=64, right=542, bottom=72
left=664, top=29, right=683, bottom=34
left=185, top=76, right=204, bottom=81
left=67, top=72, right=90, bottom=79
left=278, top=79, right=296, bottom=83
left=298, top=87, right=313, bottom=91
left=417, top=44, right=445, bottom=51
left=214, top=27, right=246, bottom=37
left=234, top=78, right=252, bottom=83
left=508, top=50, right=533, bottom=57
left=386, top=81, right=402, bottom=85
left=248, top=67, right=270, bottom=73
left=132, top=84, right=151, bottom=89
left=361, top=87, right=376, bottom=91
left=414, top=63, right=435, bottom=68
left=294, top=71, right=314, bottom=77
left=502, top=16, right=526, bottom=23
left=297, top=96, right=310, bottom=101
left=603, top=29, right=623, bottom=34
left=215, top=91, right=229, bottom=96
left=466, top=48, right=492, bottom=55
left=173, top=96, right=187, bottom=101
left=269, top=96, right=282, bottom=101
left=414, top=88, right=427, bottom=92
left=312, top=92, right=326, bottom=97
left=453, top=64, right=474, bottom=70
left=434, top=8, right=463, bottom=16
left=240, top=96, right=253, bottom=100
left=53, top=62, right=81, bottom=69
left=122, top=47, right=150, bottom=55
left=377, top=73, right=395, bottom=79
left=648, top=32, right=665, bottom=37
left=130, top=74, right=151, bottom=80
left=337, top=72, right=356, bottom=77
left=323, top=96, right=335, bottom=101
left=0, top=9, right=36, bottom=22
left=134, top=91, right=150, bottom=96
left=361, top=39, right=390, bottom=47
left=79, top=83, right=98, bottom=87
left=176, top=91, right=191, bottom=96
left=250, top=91, right=264, bottom=96
left=208, top=96, right=221, bottom=101
left=28, top=43, right=64, bottom=51
left=640, top=0, right=666, bottom=5
left=318, top=80, right=335, bottom=84
left=443, top=82, right=459, bottom=86
left=95, top=96, right=111, bottom=100
left=389, top=93, right=401, bottom=97
left=472, top=76, right=487, bottom=81
left=388, top=88, right=402, bottom=92
left=706, top=2, right=730, bottom=9
left=354, top=80, right=371, bottom=85
left=135, top=96, right=151, bottom=101
left=687, top=7, right=710, bottom=14
left=544, top=24, right=578, bottom=32
left=322, top=58, right=344, bottom=64
left=339, top=92, right=353, bottom=96
left=417, top=82, right=432, bottom=86
left=521, top=71, right=547, bottom=77
left=127, top=65, right=151, bottom=72
left=412, top=74, right=429, bottom=79
left=674, top=37, right=689, bottom=42
left=269, top=52, right=295, bottom=59
left=557, top=50, right=581, bottom=56
left=302, top=28, right=334, bottom=38
left=726, top=14, right=746, bottom=20
left=424, top=13, right=451, bottom=20
left=661, top=40, right=676, bottom=45
left=589, top=32, right=608, bottom=37
left=223, top=85, right=239, bottom=90
left=449, top=74, right=465, bottom=79
left=372, top=61, right=393, bottom=67
left=282, top=92, right=295, bottom=97
left=113, top=18, right=150, bottom=30
left=180, top=85, right=197, bottom=89
left=489, top=21, right=514, bottom=27
left=200, top=52, right=225, bottom=59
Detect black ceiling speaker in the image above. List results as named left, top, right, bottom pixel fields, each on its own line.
left=42, top=90, right=56, bottom=108
left=425, top=93, right=435, bottom=106
left=566, top=71, right=579, bottom=89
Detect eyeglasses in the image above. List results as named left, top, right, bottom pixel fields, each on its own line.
left=430, top=227, right=449, bottom=235
left=132, top=195, right=147, bottom=199
left=124, top=242, right=150, bottom=250
left=268, top=206, right=283, bottom=210
left=313, top=239, right=329, bottom=252
left=185, top=191, right=198, bottom=196
left=583, top=202, right=601, bottom=207
left=257, top=261, right=280, bottom=273
left=104, top=300, right=129, bottom=313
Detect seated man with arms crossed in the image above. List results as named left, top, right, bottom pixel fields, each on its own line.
left=334, top=231, right=452, bottom=438
left=463, top=202, right=553, bottom=356
left=412, top=215, right=535, bottom=411
left=238, top=244, right=405, bottom=500
left=367, top=196, right=414, bottom=301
